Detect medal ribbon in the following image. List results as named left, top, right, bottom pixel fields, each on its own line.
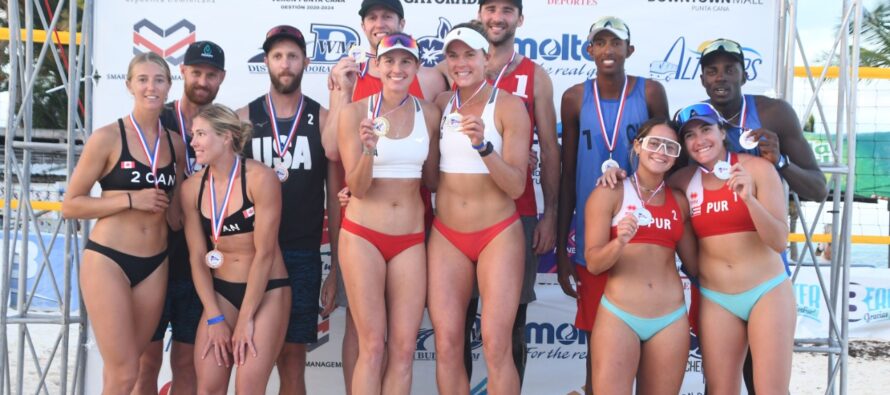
left=209, top=156, right=240, bottom=248
left=698, top=151, right=732, bottom=175
left=175, top=100, right=196, bottom=176
left=452, top=81, right=488, bottom=113
left=632, top=173, right=665, bottom=207
left=128, top=113, right=162, bottom=188
left=592, top=75, right=629, bottom=159
left=370, top=93, right=411, bottom=121
left=266, top=93, right=305, bottom=160
left=488, top=51, right=517, bottom=90
left=359, top=53, right=375, bottom=78
left=738, top=96, right=747, bottom=129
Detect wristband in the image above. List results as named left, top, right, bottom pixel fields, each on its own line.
left=472, top=140, right=486, bottom=151
left=478, top=141, right=494, bottom=157
left=362, top=147, right=377, bottom=156
left=207, top=314, right=225, bottom=325
left=127, top=193, right=132, bottom=209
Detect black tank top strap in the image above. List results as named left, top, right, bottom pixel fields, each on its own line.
left=117, top=118, right=132, bottom=160
left=197, top=167, right=210, bottom=210
left=163, top=126, right=177, bottom=169
left=240, top=158, right=249, bottom=203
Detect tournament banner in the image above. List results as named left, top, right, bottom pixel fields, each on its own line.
left=88, top=0, right=781, bottom=394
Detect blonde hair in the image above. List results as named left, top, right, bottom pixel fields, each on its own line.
left=126, top=52, right=172, bottom=83
left=195, top=104, right=254, bottom=154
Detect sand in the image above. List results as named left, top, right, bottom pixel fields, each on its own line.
left=5, top=323, right=889, bottom=394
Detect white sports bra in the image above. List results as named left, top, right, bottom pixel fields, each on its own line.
left=368, top=96, right=429, bottom=179
left=439, top=88, right=503, bottom=174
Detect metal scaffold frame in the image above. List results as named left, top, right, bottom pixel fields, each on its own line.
left=0, top=0, right=860, bottom=394
left=778, top=1, right=861, bottom=394
left=2, top=0, right=92, bottom=394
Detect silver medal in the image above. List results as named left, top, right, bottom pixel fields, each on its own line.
left=601, top=158, right=620, bottom=173
left=205, top=249, right=224, bottom=269
left=444, top=113, right=463, bottom=134
left=713, top=160, right=731, bottom=180
left=633, top=207, right=654, bottom=226
left=274, top=162, right=289, bottom=182
left=739, top=129, right=759, bottom=150
left=372, top=117, right=390, bottom=137
left=348, top=45, right=367, bottom=63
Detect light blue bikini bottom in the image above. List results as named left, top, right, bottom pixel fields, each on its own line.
left=700, top=272, right=788, bottom=321
left=600, top=296, right=687, bottom=342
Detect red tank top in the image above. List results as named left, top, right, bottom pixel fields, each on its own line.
left=686, top=153, right=757, bottom=238
left=493, top=57, right=538, bottom=216
left=610, top=179, right=684, bottom=249
left=353, top=72, right=424, bottom=102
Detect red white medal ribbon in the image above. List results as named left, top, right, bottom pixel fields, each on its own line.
left=209, top=156, right=240, bottom=247
left=370, top=93, right=411, bottom=120
left=266, top=93, right=305, bottom=160
left=592, top=75, right=629, bottom=159
left=128, top=113, right=162, bottom=188
left=174, top=101, right=196, bottom=176
left=632, top=173, right=665, bottom=207
left=698, top=151, right=732, bottom=175
left=488, top=51, right=517, bottom=89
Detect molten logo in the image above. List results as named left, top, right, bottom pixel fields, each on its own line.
left=132, top=19, right=195, bottom=65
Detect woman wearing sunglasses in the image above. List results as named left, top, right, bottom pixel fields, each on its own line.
left=584, top=118, right=696, bottom=394
left=336, top=33, right=440, bottom=395
left=427, top=23, right=530, bottom=394
left=180, top=104, right=291, bottom=393
left=671, top=103, right=794, bottom=394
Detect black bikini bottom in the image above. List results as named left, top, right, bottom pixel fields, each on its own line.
left=84, top=239, right=166, bottom=287
left=212, top=277, right=290, bottom=310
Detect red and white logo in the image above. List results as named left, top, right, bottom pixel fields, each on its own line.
left=121, top=161, right=135, bottom=169
left=133, top=19, right=196, bottom=65
left=243, top=207, right=255, bottom=218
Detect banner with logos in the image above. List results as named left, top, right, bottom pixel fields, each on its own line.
left=88, top=0, right=783, bottom=394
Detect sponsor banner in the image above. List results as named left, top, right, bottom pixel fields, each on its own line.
left=795, top=266, right=890, bottom=341
left=93, top=0, right=779, bottom=127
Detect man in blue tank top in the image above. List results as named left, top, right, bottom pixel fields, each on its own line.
left=699, top=38, right=826, bottom=202
left=697, top=38, right=828, bottom=395
left=556, top=16, right=669, bottom=395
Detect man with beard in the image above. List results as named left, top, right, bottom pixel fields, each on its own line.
left=557, top=17, right=669, bottom=395
left=695, top=38, right=827, bottom=395
left=133, top=40, right=226, bottom=395
left=235, top=25, right=336, bottom=395
left=457, top=0, right=560, bottom=387
left=321, top=2, right=448, bottom=393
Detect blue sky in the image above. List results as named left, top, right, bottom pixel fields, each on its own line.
left=798, top=0, right=883, bottom=63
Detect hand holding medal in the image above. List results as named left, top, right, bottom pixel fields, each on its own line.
left=615, top=214, right=638, bottom=245
left=631, top=173, right=665, bottom=227
left=727, top=162, right=756, bottom=202
left=368, top=93, right=410, bottom=137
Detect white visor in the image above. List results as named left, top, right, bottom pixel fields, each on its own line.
left=443, top=27, right=488, bottom=53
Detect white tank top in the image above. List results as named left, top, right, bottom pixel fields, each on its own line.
left=368, top=96, right=429, bottom=179
left=439, top=88, right=503, bottom=174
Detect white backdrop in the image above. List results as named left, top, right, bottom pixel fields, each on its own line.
left=89, top=0, right=784, bottom=393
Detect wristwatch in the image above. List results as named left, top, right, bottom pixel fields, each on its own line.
left=776, top=154, right=790, bottom=170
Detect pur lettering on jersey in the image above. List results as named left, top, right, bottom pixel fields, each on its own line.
left=705, top=200, right=729, bottom=214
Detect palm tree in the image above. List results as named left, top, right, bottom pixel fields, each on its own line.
left=856, top=2, right=890, bottom=67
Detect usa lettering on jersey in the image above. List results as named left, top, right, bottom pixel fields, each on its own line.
left=250, top=135, right=313, bottom=170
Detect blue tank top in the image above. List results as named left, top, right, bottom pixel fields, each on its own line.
left=710, top=94, right=762, bottom=156
left=574, top=76, right=650, bottom=267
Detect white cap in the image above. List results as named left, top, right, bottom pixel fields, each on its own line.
left=443, top=27, right=489, bottom=53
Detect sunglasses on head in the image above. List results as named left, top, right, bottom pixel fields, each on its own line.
left=590, top=17, right=628, bottom=33
left=640, top=136, right=681, bottom=158
left=701, top=39, right=743, bottom=58
left=674, top=103, right=723, bottom=126
left=267, top=25, right=303, bottom=40
left=378, top=33, right=418, bottom=51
